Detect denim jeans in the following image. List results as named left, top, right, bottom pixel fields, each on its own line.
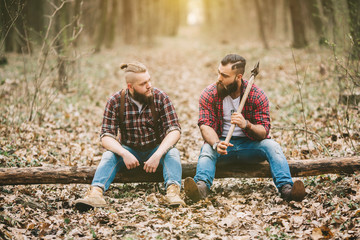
left=193, top=137, right=293, bottom=191
left=91, top=145, right=182, bottom=191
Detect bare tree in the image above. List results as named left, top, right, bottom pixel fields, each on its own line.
left=289, top=0, right=308, bottom=48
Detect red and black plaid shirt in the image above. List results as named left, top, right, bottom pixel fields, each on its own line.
left=101, top=88, right=181, bottom=149
left=198, top=79, right=270, bottom=140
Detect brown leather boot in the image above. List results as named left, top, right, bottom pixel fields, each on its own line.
left=74, top=186, right=107, bottom=211
left=184, top=177, right=210, bottom=202
left=165, top=184, right=185, bottom=207
left=291, top=180, right=306, bottom=201
left=280, top=180, right=306, bottom=202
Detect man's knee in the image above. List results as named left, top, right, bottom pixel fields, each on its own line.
left=102, top=151, right=117, bottom=160
left=164, top=147, right=181, bottom=163
left=199, top=143, right=216, bottom=159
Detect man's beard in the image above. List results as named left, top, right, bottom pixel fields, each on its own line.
left=131, top=88, right=153, bottom=105
left=217, top=78, right=238, bottom=99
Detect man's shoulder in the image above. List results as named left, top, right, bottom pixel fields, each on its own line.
left=152, top=87, right=169, bottom=99
left=201, top=83, right=217, bottom=96
left=107, top=90, right=123, bottom=102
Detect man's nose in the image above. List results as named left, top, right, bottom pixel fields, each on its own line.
left=147, top=82, right=152, bottom=88
left=217, top=74, right=222, bottom=82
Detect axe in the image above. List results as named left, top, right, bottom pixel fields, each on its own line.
left=224, top=61, right=260, bottom=144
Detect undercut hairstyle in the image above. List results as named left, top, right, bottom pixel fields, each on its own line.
left=221, top=54, right=246, bottom=75
left=120, top=62, right=147, bottom=73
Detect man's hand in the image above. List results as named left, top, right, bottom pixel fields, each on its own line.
left=231, top=112, right=247, bottom=129
left=122, top=151, right=140, bottom=170
left=216, top=141, right=233, bottom=155
left=144, top=153, right=162, bottom=173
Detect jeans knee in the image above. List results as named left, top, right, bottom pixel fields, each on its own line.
left=102, top=150, right=116, bottom=160
left=199, top=143, right=216, bottom=160
left=260, top=139, right=282, bottom=153
left=164, top=148, right=181, bottom=163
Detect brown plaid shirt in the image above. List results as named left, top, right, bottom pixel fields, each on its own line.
left=100, top=88, right=181, bottom=150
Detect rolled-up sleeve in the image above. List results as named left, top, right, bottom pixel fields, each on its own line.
left=252, top=92, right=271, bottom=136
left=100, top=97, right=119, bottom=140
left=160, top=94, right=181, bottom=135
left=198, top=88, right=216, bottom=130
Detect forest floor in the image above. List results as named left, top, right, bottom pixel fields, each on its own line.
left=1, top=26, right=360, bottom=239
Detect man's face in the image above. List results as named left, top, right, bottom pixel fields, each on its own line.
left=216, top=64, right=240, bottom=98
left=129, top=71, right=153, bottom=104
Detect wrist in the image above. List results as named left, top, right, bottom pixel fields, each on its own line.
left=243, top=120, right=251, bottom=130
left=212, top=141, right=220, bottom=151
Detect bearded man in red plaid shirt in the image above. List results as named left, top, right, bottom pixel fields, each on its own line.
left=184, top=54, right=306, bottom=203
left=75, top=62, right=185, bottom=211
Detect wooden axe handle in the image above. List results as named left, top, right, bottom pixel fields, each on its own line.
left=224, top=75, right=256, bottom=144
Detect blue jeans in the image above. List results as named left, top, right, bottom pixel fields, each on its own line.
left=193, top=137, right=293, bottom=191
left=92, top=145, right=182, bottom=191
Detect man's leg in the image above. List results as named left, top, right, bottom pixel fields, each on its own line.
left=185, top=143, right=217, bottom=202
left=157, top=147, right=184, bottom=206
left=159, top=147, right=182, bottom=188
left=75, top=146, right=138, bottom=211
left=91, top=150, right=127, bottom=191
left=226, top=138, right=305, bottom=201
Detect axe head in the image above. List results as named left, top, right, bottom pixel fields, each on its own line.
left=250, top=61, right=260, bottom=77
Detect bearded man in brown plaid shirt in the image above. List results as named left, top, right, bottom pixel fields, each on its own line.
left=75, top=62, right=184, bottom=211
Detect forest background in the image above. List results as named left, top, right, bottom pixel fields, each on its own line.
left=0, top=0, right=359, bottom=239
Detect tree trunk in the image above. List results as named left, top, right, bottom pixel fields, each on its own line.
left=289, top=0, right=308, bottom=48
left=347, top=0, right=360, bottom=60
left=304, top=0, right=326, bottom=45
left=254, top=0, right=269, bottom=49
left=105, top=0, right=118, bottom=48
left=0, top=157, right=359, bottom=185
left=94, top=0, right=108, bottom=52
left=122, top=0, right=134, bottom=44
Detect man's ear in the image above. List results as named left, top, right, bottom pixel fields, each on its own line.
left=127, top=83, right=132, bottom=89
left=236, top=74, right=243, bottom=80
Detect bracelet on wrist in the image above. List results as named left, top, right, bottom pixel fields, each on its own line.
left=244, top=120, right=251, bottom=130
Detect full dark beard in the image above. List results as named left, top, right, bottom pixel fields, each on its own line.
left=131, top=88, right=153, bottom=105
left=216, top=79, right=238, bottom=99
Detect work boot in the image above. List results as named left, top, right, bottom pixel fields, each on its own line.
left=165, top=184, right=185, bottom=207
left=280, top=180, right=306, bottom=202
left=184, top=177, right=210, bottom=202
left=74, top=186, right=107, bottom=211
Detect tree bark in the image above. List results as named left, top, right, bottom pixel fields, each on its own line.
left=304, top=0, right=325, bottom=45
left=254, top=0, right=269, bottom=49
left=0, top=157, right=359, bottom=186
left=347, top=0, right=360, bottom=60
left=289, top=0, right=308, bottom=48
left=94, top=0, right=108, bottom=52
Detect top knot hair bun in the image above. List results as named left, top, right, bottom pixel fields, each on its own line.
left=120, top=62, right=147, bottom=73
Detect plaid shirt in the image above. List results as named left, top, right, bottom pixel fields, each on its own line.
left=101, top=88, right=181, bottom=149
left=198, top=79, right=270, bottom=140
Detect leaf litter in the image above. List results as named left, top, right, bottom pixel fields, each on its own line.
left=1, top=34, right=360, bottom=239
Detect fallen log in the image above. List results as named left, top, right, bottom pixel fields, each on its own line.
left=0, top=157, right=359, bottom=186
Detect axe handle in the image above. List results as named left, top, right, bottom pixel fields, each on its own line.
left=224, top=75, right=255, bottom=144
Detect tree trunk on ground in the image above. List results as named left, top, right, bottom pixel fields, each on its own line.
left=0, top=157, right=359, bottom=185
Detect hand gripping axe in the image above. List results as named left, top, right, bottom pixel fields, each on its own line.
left=224, top=61, right=260, bottom=144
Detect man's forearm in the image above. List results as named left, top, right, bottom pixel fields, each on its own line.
left=200, top=125, right=219, bottom=146
left=245, top=122, right=267, bottom=140
left=101, top=136, right=128, bottom=157
left=154, top=130, right=180, bottom=156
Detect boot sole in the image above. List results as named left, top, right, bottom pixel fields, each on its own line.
left=184, top=177, right=201, bottom=202
left=291, top=180, right=306, bottom=202
left=74, top=200, right=107, bottom=212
